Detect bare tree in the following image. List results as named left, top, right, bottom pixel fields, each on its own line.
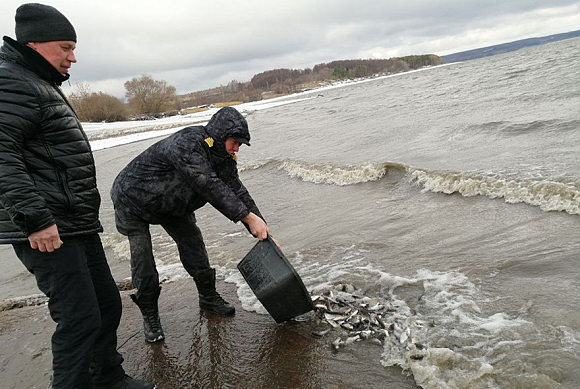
left=68, top=82, right=93, bottom=119
left=68, top=82, right=127, bottom=122
left=124, top=74, right=177, bottom=116
left=83, top=92, right=127, bottom=122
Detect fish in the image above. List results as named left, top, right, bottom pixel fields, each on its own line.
left=360, top=330, right=372, bottom=339
left=311, top=328, right=331, bottom=337
left=325, top=319, right=339, bottom=328
left=324, top=312, right=348, bottom=321
left=308, top=283, right=432, bottom=357
left=376, top=316, right=386, bottom=329
left=399, top=327, right=411, bottom=344
left=367, top=303, right=383, bottom=311
left=331, top=306, right=352, bottom=314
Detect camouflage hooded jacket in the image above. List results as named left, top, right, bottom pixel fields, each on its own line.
left=111, top=107, right=263, bottom=224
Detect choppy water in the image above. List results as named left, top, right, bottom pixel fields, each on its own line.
left=228, top=37, right=580, bottom=388
left=3, top=37, right=580, bottom=388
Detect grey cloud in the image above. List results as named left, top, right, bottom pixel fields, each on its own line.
left=2, top=0, right=579, bottom=95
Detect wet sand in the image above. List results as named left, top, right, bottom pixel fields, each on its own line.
left=0, top=278, right=419, bottom=389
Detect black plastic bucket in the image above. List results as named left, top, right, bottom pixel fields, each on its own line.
left=237, top=236, right=314, bottom=323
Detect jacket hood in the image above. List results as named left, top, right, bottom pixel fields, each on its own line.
left=204, top=107, right=251, bottom=162
left=1, top=36, right=69, bottom=85
left=205, top=107, right=250, bottom=145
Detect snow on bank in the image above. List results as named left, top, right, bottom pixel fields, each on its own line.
left=89, top=96, right=316, bottom=151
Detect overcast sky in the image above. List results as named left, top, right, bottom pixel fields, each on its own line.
left=2, top=0, right=580, bottom=98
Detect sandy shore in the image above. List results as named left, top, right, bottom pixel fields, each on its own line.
left=0, top=277, right=419, bottom=389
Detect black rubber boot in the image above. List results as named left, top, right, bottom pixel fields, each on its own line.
left=130, top=288, right=165, bottom=343
left=195, top=268, right=235, bottom=315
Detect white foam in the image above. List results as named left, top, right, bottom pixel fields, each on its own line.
left=237, top=159, right=276, bottom=172
left=479, top=313, right=529, bottom=333
left=157, top=263, right=190, bottom=284
left=409, top=168, right=580, bottom=215
left=100, top=232, right=131, bottom=262
left=407, top=348, right=495, bottom=389
left=280, top=160, right=387, bottom=186
left=224, top=269, right=268, bottom=315
left=259, top=244, right=534, bottom=389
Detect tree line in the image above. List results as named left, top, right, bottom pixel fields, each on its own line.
left=70, top=55, right=441, bottom=122
left=181, top=55, right=441, bottom=109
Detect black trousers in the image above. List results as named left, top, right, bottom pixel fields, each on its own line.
left=114, top=207, right=211, bottom=300
left=13, top=234, right=125, bottom=389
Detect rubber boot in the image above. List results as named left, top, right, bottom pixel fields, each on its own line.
left=130, top=288, right=165, bottom=343
left=195, top=268, right=235, bottom=315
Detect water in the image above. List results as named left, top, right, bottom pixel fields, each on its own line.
left=3, top=37, right=580, bottom=388
left=228, top=37, right=580, bottom=388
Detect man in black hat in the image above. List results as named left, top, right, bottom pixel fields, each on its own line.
left=0, top=3, right=155, bottom=389
left=111, top=106, right=279, bottom=343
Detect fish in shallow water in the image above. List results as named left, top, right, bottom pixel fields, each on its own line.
left=308, top=283, right=430, bottom=359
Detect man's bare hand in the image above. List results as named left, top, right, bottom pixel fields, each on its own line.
left=242, top=212, right=269, bottom=240
left=28, top=224, right=63, bottom=252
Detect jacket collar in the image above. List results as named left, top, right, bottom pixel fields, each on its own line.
left=1, top=36, right=69, bottom=85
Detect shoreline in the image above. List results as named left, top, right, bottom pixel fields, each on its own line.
left=0, top=277, right=420, bottom=389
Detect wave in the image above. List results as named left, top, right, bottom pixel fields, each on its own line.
left=239, top=158, right=406, bottom=185
left=409, top=168, right=580, bottom=215
left=280, top=160, right=391, bottom=185
left=239, top=158, right=580, bottom=216
left=237, top=159, right=277, bottom=172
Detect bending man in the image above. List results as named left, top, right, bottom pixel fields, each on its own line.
left=111, top=107, right=277, bottom=343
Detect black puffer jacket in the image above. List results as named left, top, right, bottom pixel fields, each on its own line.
left=111, top=107, right=262, bottom=224
left=0, top=37, right=102, bottom=243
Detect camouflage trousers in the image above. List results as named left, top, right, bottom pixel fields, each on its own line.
left=113, top=204, right=211, bottom=299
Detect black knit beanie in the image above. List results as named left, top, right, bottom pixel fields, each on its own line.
left=15, top=3, right=76, bottom=43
